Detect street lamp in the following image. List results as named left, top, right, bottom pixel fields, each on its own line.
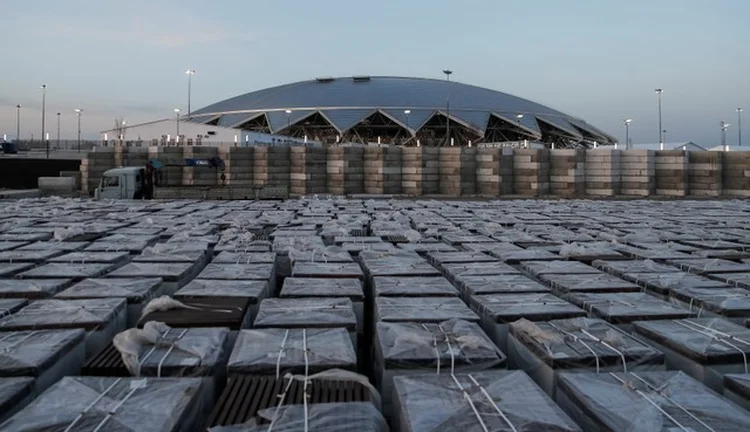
left=75, top=109, right=83, bottom=152
left=56, top=113, right=61, bottom=148
left=738, top=108, right=744, bottom=147
left=285, top=109, right=292, bottom=134
left=185, top=70, right=195, bottom=118
left=654, top=88, right=664, bottom=146
left=41, top=85, right=47, bottom=147
left=16, top=105, right=21, bottom=144
left=623, top=119, right=632, bottom=149
left=721, top=121, right=731, bottom=151
left=443, top=69, right=453, bottom=146
left=174, top=109, right=181, bottom=139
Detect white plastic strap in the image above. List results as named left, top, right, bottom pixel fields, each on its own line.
left=0, top=331, right=37, bottom=352
left=467, top=374, right=518, bottom=432
left=275, top=330, right=290, bottom=379
left=63, top=378, right=123, bottom=432
left=302, top=329, right=310, bottom=432
left=580, top=329, right=628, bottom=373
left=156, top=329, right=189, bottom=378
left=608, top=373, right=691, bottom=432
left=675, top=320, right=749, bottom=373
left=437, top=324, right=457, bottom=376
left=92, top=380, right=144, bottom=432
left=547, top=322, right=600, bottom=373
left=628, top=373, right=717, bottom=432
left=421, top=324, right=442, bottom=375
left=137, top=328, right=171, bottom=377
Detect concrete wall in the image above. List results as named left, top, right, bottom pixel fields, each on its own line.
left=80, top=146, right=750, bottom=198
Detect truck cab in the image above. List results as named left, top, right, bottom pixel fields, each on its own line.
left=95, top=167, right=148, bottom=199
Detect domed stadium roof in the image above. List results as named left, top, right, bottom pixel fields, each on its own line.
left=188, top=76, right=615, bottom=147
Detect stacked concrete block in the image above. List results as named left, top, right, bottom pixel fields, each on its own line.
left=401, top=147, right=423, bottom=196
left=513, top=149, right=550, bottom=196
left=226, top=147, right=253, bottom=189
left=113, top=145, right=124, bottom=168
left=217, top=147, right=230, bottom=187
left=123, top=147, right=150, bottom=169
left=422, top=147, right=440, bottom=195
left=344, top=147, right=365, bottom=195
left=363, top=147, right=386, bottom=194
left=327, top=147, right=345, bottom=195
left=290, top=146, right=327, bottom=196
left=655, top=150, right=689, bottom=196
left=620, top=150, right=655, bottom=196
left=183, top=146, right=219, bottom=187
left=254, top=146, right=290, bottom=191
left=688, top=151, right=722, bottom=196
left=500, top=148, right=514, bottom=195
left=383, top=146, right=402, bottom=195
left=80, top=149, right=116, bottom=195
left=722, top=152, right=750, bottom=197
left=476, top=148, right=501, bottom=197
left=549, top=149, right=585, bottom=197
left=460, top=148, right=477, bottom=196
left=585, top=149, right=621, bottom=197
left=439, top=147, right=461, bottom=196
left=156, top=147, right=184, bottom=187
left=327, top=147, right=364, bottom=196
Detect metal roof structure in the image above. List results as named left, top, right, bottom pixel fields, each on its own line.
left=187, top=76, right=616, bottom=148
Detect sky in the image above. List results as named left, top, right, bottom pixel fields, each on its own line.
left=0, top=0, right=748, bottom=146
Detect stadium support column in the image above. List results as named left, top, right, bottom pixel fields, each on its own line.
left=443, top=69, right=452, bottom=146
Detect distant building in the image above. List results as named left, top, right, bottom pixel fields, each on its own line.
left=99, top=118, right=318, bottom=147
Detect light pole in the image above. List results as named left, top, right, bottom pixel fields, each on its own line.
left=738, top=108, right=744, bottom=147
left=655, top=88, right=663, bottom=147
left=56, top=113, right=61, bottom=148
left=185, top=69, right=195, bottom=118
left=16, top=105, right=20, bottom=143
left=404, top=109, right=411, bottom=144
left=721, top=121, right=730, bottom=150
left=174, top=109, right=181, bottom=139
left=75, top=109, right=83, bottom=152
left=443, top=69, right=452, bottom=146
left=623, top=119, right=632, bottom=149
left=41, top=85, right=47, bottom=147
left=285, top=109, right=292, bottom=134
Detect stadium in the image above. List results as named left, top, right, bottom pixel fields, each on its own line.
left=185, top=76, right=616, bottom=148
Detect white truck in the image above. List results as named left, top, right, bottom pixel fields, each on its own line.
left=94, top=167, right=151, bottom=199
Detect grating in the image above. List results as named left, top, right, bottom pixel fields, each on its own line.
left=205, top=374, right=372, bottom=427
left=137, top=296, right=250, bottom=329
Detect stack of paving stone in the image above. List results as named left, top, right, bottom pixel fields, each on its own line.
left=439, top=147, right=461, bottom=195
left=254, top=145, right=291, bottom=192
left=183, top=146, right=219, bottom=187
left=421, top=147, right=440, bottom=194
left=476, top=147, right=501, bottom=196
left=289, top=146, right=327, bottom=196
left=721, top=152, right=750, bottom=197
left=327, top=146, right=365, bottom=195
left=459, top=147, right=477, bottom=195
left=123, top=147, right=150, bottom=168
left=156, top=146, right=185, bottom=186
left=401, top=147, right=423, bottom=196
left=382, top=146, right=402, bottom=194
left=226, top=147, right=253, bottom=189
left=689, top=151, right=722, bottom=196
left=79, top=149, right=116, bottom=194
left=513, top=148, right=550, bottom=196
left=549, top=149, right=585, bottom=197
left=619, top=149, right=655, bottom=196
left=655, top=150, right=689, bottom=196
left=585, top=149, right=620, bottom=196
left=363, top=147, right=386, bottom=194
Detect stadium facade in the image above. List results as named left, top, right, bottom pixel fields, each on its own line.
left=186, top=76, right=616, bottom=148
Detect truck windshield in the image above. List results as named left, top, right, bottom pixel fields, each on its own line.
left=102, top=176, right=119, bottom=187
